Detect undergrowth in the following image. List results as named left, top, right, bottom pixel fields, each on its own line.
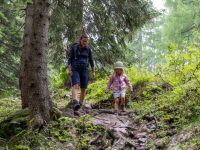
left=0, top=115, right=108, bottom=150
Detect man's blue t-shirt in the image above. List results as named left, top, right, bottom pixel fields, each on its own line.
left=67, top=43, right=94, bottom=68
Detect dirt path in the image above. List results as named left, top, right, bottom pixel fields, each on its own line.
left=61, top=104, right=157, bottom=150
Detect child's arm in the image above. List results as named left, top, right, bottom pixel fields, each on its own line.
left=106, top=75, right=113, bottom=93
left=124, top=76, right=133, bottom=91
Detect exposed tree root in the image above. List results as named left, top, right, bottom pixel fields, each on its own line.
left=62, top=104, right=153, bottom=150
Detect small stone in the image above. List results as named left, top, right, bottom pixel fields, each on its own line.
left=136, top=147, right=148, bottom=150
left=138, top=138, right=147, bottom=143
left=135, top=132, right=147, bottom=138
left=140, top=127, right=148, bottom=132
left=84, top=102, right=92, bottom=109
left=149, top=124, right=156, bottom=130
left=139, top=143, right=146, bottom=146
left=155, top=139, right=165, bottom=149
left=67, top=143, right=75, bottom=150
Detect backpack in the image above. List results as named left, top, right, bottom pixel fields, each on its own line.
left=71, top=42, right=90, bottom=65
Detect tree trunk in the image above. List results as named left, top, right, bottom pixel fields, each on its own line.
left=20, top=3, right=34, bottom=109
left=28, top=0, right=52, bottom=128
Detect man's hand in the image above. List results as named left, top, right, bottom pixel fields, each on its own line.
left=92, top=68, right=95, bottom=80
left=92, top=71, right=95, bottom=80
left=68, top=65, right=72, bottom=76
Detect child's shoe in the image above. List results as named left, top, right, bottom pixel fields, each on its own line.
left=121, top=105, right=127, bottom=112
left=114, top=110, right=119, bottom=115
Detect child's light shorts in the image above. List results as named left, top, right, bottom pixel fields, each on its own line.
left=113, top=90, right=126, bottom=99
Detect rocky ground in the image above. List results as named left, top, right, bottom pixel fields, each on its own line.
left=61, top=103, right=158, bottom=150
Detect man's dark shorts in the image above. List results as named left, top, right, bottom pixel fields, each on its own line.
left=71, top=64, right=89, bottom=88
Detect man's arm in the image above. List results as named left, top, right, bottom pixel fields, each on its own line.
left=67, top=46, right=74, bottom=75
left=88, top=48, right=95, bottom=79
left=88, top=48, right=95, bottom=71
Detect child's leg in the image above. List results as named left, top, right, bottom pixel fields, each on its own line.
left=121, top=95, right=126, bottom=112
left=114, top=98, right=119, bottom=113
left=113, top=92, right=120, bottom=113
left=120, top=90, right=126, bottom=112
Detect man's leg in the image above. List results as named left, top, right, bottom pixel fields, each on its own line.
left=71, top=68, right=81, bottom=111
left=72, top=84, right=81, bottom=111
left=72, top=84, right=79, bottom=100
left=80, top=88, right=86, bottom=106
left=79, top=68, right=88, bottom=106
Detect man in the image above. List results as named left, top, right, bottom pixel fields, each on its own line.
left=67, top=34, right=95, bottom=114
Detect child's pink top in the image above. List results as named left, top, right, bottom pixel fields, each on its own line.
left=106, top=73, right=133, bottom=92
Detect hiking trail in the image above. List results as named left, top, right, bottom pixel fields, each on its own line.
left=61, top=103, right=157, bottom=150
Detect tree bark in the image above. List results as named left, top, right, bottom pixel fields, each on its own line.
left=20, top=3, right=34, bottom=109
left=27, top=0, right=52, bottom=128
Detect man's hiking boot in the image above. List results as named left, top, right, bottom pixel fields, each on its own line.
left=72, top=99, right=80, bottom=111
left=79, top=100, right=83, bottom=107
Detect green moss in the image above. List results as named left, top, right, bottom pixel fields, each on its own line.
left=3, top=115, right=108, bottom=150
left=0, top=97, right=21, bottom=120
left=86, top=79, right=111, bottom=104
left=0, top=109, right=29, bottom=138
left=15, top=145, right=30, bottom=150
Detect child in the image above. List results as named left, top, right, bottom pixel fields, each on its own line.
left=106, top=61, right=133, bottom=114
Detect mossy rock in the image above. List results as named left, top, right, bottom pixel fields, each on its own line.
left=0, top=109, right=30, bottom=138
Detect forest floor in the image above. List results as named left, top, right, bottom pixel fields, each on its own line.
left=0, top=90, right=199, bottom=150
